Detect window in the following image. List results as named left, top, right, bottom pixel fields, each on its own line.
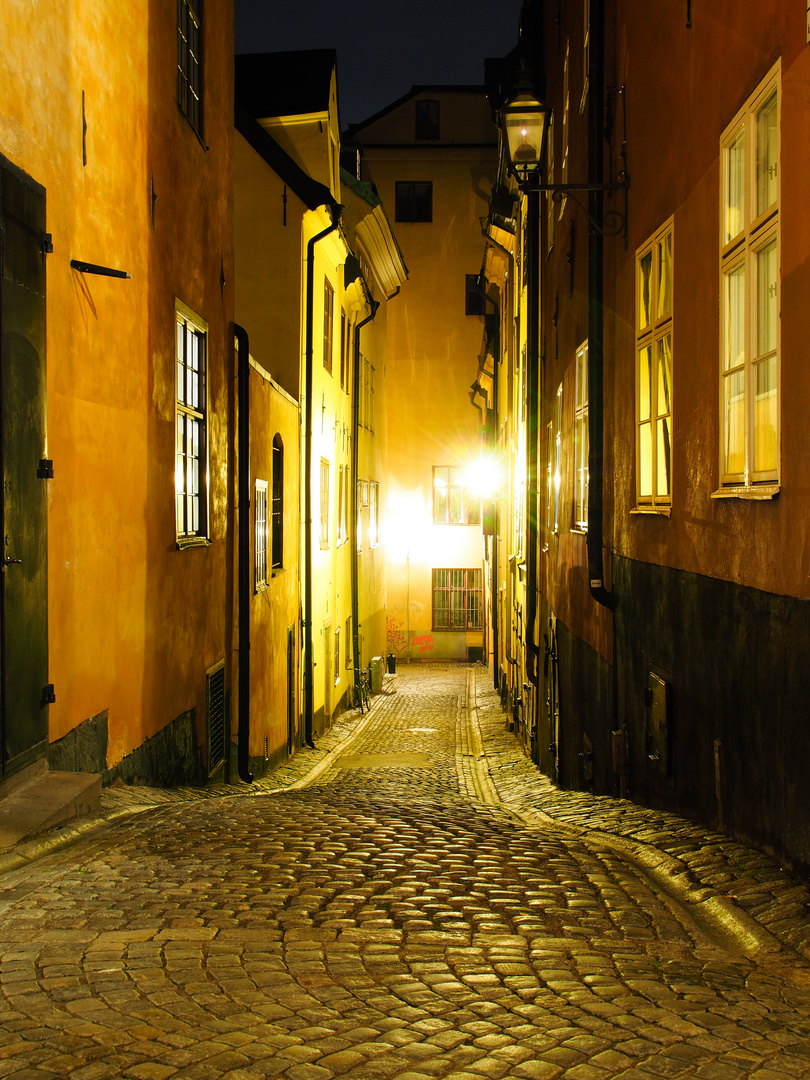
left=323, top=279, right=334, bottom=373
left=546, top=111, right=555, bottom=253
left=175, top=302, right=208, bottom=542
left=272, top=435, right=283, bottom=568
left=432, top=569, right=483, bottom=631
left=361, top=356, right=375, bottom=432
left=345, top=616, right=352, bottom=668
left=369, top=481, right=378, bottom=547
left=466, top=274, right=486, bottom=316
left=560, top=41, right=570, bottom=219
left=340, top=311, right=347, bottom=389
left=255, top=480, right=268, bottom=591
left=395, top=181, right=432, bottom=222
left=433, top=466, right=463, bottom=524
left=636, top=220, right=673, bottom=508
left=554, top=383, right=563, bottom=533
left=334, top=628, right=341, bottom=686
left=337, top=465, right=348, bottom=544
left=719, top=64, right=779, bottom=490
left=574, top=342, right=588, bottom=530
left=415, top=99, right=440, bottom=140
left=177, top=0, right=203, bottom=138
left=320, top=459, right=329, bottom=547
left=581, top=0, right=590, bottom=114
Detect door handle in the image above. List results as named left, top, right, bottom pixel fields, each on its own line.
left=3, top=556, right=21, bottom=565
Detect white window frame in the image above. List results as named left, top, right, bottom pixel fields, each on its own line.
left=716, top=62, right=780, bottom=497
left=254, top=479, right=268, bottom=592
left=573, top=343, right=588, bottom=531
left=175, top=300, right=209, bottom=546
left=635, top=219, right=673, bottom=511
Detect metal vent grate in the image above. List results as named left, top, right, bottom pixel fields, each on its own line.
left=206, top=659, right=226, bottom=774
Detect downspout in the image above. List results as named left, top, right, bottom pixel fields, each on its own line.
left=481, top=223, right=519, bottom=690
left=525, top=185, right=541, bottom=688
left=304, top=206, right=342, bottom=747
left=234, top=324, right=253, bottom=783
left=587, top=0, right=616, bottom=610
left=351, top=296, right=381, bottom=686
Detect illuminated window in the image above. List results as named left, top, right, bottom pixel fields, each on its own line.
left=334, top=628, right=341, bottom=685
left=255, top=480, right=268, bottom=591
left=560, top=41, right=569, bottom=219
left=636, top=220, right=673, bottom=508
left=432, top=569, right=482, bottom=631
left=337, top=465, right=348, bottom=545
left=177, top=0, right=203, bottom=138
left=369, top=481, right=379, bottom=547
left=433, top=466, right=463, bottom=524
left=574, top=342, right=588, bottom=530
left=345, top=616, right=352, bottom=668
left=320, top=459, right=329, bottom=548
left=581, top=0, right=590, bottom=114
left=272, top=435, right=283, bottom=569
left=175, top=302, right=208, bottom=543
left=395, top=181, right=432, bottom=222
left=546, top=111, right=555, bottom=253
left=323, top=279, right=334, bottom=373
left=415, top=99, right=440, bottom=140
left=340, top=311, right=347, bottom=389
left=361, top=357, right=375, bottom=432
left=719, top=64, right=779, bottom=489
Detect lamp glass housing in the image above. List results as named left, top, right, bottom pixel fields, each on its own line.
left=503, top=94, right=549, bottom=177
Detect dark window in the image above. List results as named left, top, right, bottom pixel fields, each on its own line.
left=272, top=435, right=283, bottom=569
left=177, top=0, right=203, bottom=137
left=415, top=99, right=440, bottom=140
left=396, top=181, right=432, bottom=222
left=323, top=279, right=334, bottom=372
left=432, top=569, right=483, bottom=631
left=466, top=274, right=487, bottom=316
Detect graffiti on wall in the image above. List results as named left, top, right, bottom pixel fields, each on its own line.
left=387, top=615, right=435, bottom=656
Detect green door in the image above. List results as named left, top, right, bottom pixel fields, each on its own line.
left=0, top=158, right=48, bottom=778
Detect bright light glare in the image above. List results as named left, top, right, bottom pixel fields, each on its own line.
left=463, top=456, right=502, bottom=499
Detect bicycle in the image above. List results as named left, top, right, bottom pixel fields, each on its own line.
left=352, top=666, right=371, bottom=713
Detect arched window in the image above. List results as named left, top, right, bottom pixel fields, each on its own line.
left=272, top=435, right=283, bottom=569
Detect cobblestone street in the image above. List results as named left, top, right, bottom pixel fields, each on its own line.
left=3, top=666, right=810, bottom=1079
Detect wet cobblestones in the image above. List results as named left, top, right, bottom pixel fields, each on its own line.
left=2, top=666, right=810, bottom=1078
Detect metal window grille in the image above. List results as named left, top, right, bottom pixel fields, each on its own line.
left=255, top=480, right=268, bottom=590
left=177, top=0, right=203, bottom=137
left=432, top=569, right=483, bottom=631
left=206, top=659, right=225, bottom=774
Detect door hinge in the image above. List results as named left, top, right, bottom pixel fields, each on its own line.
left=41, top=233, right=53, bottom=254
left=42, top=684, right=56, bottom=705
left=37, top=459, right=54, bottom=479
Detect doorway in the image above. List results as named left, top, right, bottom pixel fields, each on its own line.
left=0, top=158, right=49, bottom=779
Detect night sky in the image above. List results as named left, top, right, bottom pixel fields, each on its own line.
left=234, top=0, right=524, bottom=127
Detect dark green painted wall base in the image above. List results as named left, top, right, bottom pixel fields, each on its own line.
left=614, top=553, right=810, bottom=877
left=105, top=709, right=203, bottom=788
left=49, top=710, right=108, bottom=774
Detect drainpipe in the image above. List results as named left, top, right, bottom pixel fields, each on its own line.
left=351, top=296, right=381, bottom=685
left=481, top=224, right=518, bottom=696
left=525, top=185, right=541, bottom=688
left=587, top=0, right=616, bottom=611
left=234, top=323, right=253, bottom=783
left=304, top=206, right=342, bottom=747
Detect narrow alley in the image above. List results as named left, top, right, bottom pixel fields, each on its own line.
left=2, top=666, right=810, bottom=1080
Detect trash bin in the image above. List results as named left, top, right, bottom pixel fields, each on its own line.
left=387, top=652, right=396, bottom=674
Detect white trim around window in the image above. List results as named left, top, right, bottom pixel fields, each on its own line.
left=716, top=61, right=780, bottom=497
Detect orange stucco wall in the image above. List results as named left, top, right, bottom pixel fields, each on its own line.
left=0, top=0, right=235, bottom=767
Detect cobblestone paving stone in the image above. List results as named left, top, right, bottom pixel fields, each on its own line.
left=2, top=665, right=810, bottom=1079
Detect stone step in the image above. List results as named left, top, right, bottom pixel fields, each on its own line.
left=0, top=769, right=101, bottom=851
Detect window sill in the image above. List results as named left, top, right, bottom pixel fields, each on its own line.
left=711, top=484, right=780, bottom=501
left=630, top=506, right=672, bottom=517
left=176, top=536, right=211, bottom=550
left=271, top=566, right=285, bottom=577
left=570, top=526, right=588, bottom=536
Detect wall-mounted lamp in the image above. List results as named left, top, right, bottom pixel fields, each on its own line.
left=500, top=62, right=629, bottom=245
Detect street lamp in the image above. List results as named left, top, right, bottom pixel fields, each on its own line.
left=501, top=64, right=550, bottom=189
